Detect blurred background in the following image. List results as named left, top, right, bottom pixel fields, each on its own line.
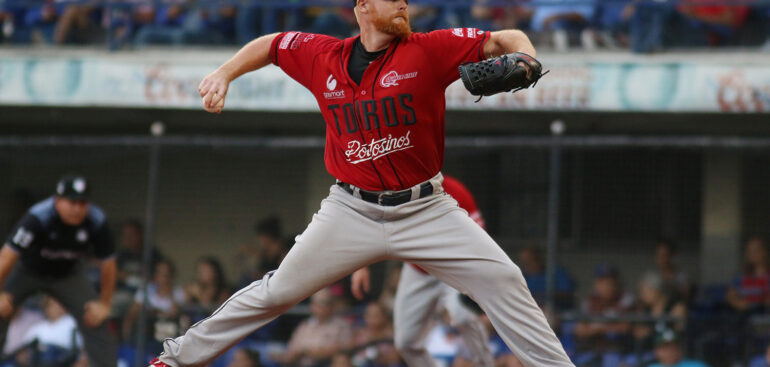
left=0, top=0, right=769, bottom=367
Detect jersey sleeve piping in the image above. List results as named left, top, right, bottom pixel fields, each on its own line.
left=477, top=30, right=490, bottom=61
left=269, top=32, right=286, bottom=66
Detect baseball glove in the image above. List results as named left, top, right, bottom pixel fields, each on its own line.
left=458, top=52, right=547, bottom=101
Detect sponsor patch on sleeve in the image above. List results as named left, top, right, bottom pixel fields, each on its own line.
left=279, top=31, right=298, bottom=50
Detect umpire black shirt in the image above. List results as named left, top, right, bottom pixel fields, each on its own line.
left=4, top=197, right=115, bottom=277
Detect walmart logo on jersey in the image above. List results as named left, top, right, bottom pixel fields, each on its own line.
left=324, top=74, right=345, bottom=100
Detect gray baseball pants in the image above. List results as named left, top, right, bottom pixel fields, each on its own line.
left=394, top=264, right=494, bottom=367
left=159, top=173, right=574, bottom=367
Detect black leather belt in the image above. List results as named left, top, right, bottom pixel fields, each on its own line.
left=337, top=181, right=434, bottom=206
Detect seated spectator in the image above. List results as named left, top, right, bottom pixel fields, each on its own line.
left=53, top=1, right=102, bottom=44
left=134, top=0, right=189, bottom=46
left=675, top=0, right=750, bottom=46
left=17, top=297, right=86, bottom=367
left=122, top=259, right=185, bottom=353
left=726, top=236, right=770, bottom=314
left=350, top=302, right=401, bottom=366
left=590, top=0, right=634, bottom=48
left=649, top=329, right=708, bottom=367
left=183, top=256, right=231, bottom=322
left=632, top=272, right=687, bottom=356
left=23, top=0, right=61, bottom=43
left=574, top=263, right=635, bottom=360
left=0, top=4, right=30, bottom=43
left=407, top=1, right=445, bottom=33
left=649, top=240, right=693, bottom=302
left=114, top=219, right=164, bottom=317
left=629, top=0, right=673, bottom=52
left=309, top=0, right=356, bottom=39
left=273, top=288, right=353, bottom=367
left=227, top=347, right=263, bottom=367
left=181, top=0, right=237, bottom=45
left=463, top=0, right=507, bottom=31
left=236, top=216, right=287, bottom=287
left=529, top=0, right=596, bottom=51
left=517, top=245, right=576, bottom=311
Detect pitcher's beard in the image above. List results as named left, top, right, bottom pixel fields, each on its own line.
left=372, top=11, right=412, bottom=40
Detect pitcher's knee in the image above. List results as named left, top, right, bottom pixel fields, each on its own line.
left=478, top=263, right=526, bottom=289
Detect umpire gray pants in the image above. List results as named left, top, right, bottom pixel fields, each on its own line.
left=394, top=264, right=494, bottom=367
left=159, top=174, right=574, bottom=367
left=0, top=264, right=118, bottom=367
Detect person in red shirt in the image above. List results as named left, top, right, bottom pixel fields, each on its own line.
left=351, top=175, right=494, bottom=367
left=149, top=1, right=572, bottom=366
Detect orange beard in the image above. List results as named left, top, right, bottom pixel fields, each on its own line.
left=371, top=8, right=412, bottom=40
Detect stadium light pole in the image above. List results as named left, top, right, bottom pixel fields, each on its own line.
left=135, top=121, right=165, bottom=367
left=545, top=120, right=565, bottom=315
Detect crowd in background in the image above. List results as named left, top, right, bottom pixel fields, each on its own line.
left=0, top=0, right=768, bottom=52
left=2, top=212, right=770, bottom=367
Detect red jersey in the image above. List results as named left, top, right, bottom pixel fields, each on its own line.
left=269, top=29, right=490, bottom=191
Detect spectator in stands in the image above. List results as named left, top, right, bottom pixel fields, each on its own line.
left=350, top=302, right=401, bottom=366
left=726, top=236, right=770, bottom=314
left=183, top=256, right=231, bottom=322
left=630, top=0, right=674, bottom=52
left=53, top=1, right=102, bottom=44
left=463, top=0, right=505, bottom=31
left=234, top=1, right=261, bottom=46
left=573, top=263, right=635, bottom=361
left=632, top=272, right=687, bottom=359
left=18, top=296, right=85, bottom=367
left=649, top=329, right=708, bottom=367
left=23, top=0, right=61, bottom=43
left=648, top=240, right=693, bottom=302
left=237, top=216, right=286, bottom=286
left=134, top=0, right=189, bottom=46
left=227, top=347, right=263, bottom=367
left=309, top=0, right=357, bottom=39
left=589, top=0, right=634, bottom=48
left=273, top=288, right=353, bottom=367
left=406, top=1, right=444, bottom=33
left=181, top=0, right=237, bottom=45
left=0, top=4, right=29, bottom=43
left=122, top=259, right=185, bottom=352
left=529, top=0, right=595, bottom=51
left=114, top=219, right=164, bottom=317
left=517, top=245, right=576, bottom=311
left=675, top=0, right=750, bottom=46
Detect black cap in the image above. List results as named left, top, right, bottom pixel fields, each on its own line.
left=55, top=175, right=90, bottom=200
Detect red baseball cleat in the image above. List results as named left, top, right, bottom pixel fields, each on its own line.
left=148, top=358, right=169, bottom=367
